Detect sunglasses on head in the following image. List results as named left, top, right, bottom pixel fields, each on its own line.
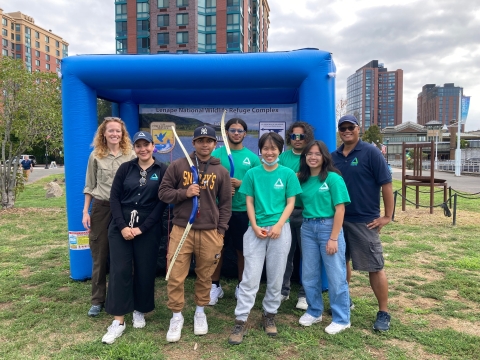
left=289, top=134, right=305, bottom=140
left=338, top=125, right=357, bottom=132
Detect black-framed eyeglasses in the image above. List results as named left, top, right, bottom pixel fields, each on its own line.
left=228, top=129, right=245, bottom=134
left=338, top=125, right=357, bottom=132
left=139, top=170, right=147, bottom=186
left=290, top=133, right=305, bottom=140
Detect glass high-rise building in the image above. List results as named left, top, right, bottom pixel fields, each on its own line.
left=0, top=9, right=68, bottom=73
left=417, top=83, right=463, bottom=128
left=115, top=0, right=270, bottom=55
left=346, top=60, right=403, bottom=132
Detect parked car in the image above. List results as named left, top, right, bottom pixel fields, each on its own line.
left=19, top=155, right=37, bottom=167
left=4, top=155, right=37, bottom=167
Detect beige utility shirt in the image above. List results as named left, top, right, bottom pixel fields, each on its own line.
left=83, top=150, right=136, bottom=201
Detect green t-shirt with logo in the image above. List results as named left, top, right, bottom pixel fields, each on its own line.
left=279, top=149, right=301, bottom=173
left=212, top=145, right=261, bottom=212
left=279, top=149, right=302, bottom=206
left=239, top=165, right=303, bottom=227
left=298, top=172, right=351, bottom=219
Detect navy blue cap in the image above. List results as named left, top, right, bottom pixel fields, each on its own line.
left=193, top=125, right=217, bottom=141
left=338, top=115, right=359, bottom=127
left=132, top=131, right=153, bottom=144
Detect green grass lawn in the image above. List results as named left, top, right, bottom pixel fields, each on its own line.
left=0, top=176, right=479, bottom=359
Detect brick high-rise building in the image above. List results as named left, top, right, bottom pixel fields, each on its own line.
left=0, top=9, right=69, bottom=73
left=346, top=60, right=403, bottom=132
left=115, top=0, right=269, bottom=54
left=417, top=83, right=464, bottom=129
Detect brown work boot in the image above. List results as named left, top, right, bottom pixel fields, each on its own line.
left=262, top=312, right=277, bottom=337
left=228, top=320, right=248, bottom=345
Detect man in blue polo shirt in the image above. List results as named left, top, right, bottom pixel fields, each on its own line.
left=331, top=115, right=393, bottom=332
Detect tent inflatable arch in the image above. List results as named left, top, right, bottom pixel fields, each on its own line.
left=61, top=48, right=336, bottom=280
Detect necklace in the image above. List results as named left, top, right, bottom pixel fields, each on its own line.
left=292, top=149, right=302, bottom=155
left=194, top=153, right=212, bottom=217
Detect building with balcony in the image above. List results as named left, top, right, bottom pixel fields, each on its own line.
left=0, top=9, right=68, bottom=73
left=115, top=0, right=269, bottom=55
left=346, top=60, right=403, bottom=132
left=417, top=83, right=465, bottom=131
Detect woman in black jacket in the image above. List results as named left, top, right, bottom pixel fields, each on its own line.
left=102, top=131, right=168, bottom=345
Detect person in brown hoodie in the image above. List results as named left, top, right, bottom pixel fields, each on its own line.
left=159, top=125, right=232, bottom=343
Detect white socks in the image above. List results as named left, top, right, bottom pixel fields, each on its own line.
left=173, top=312, right=183, bottom=319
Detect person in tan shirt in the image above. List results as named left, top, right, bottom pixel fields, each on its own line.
left=82, top=117, right=136, bottom=317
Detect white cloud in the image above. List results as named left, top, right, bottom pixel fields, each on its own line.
left=4, top=0, right=479, bottom=130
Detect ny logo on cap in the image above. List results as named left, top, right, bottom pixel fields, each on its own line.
left=201, top=128, right=208, bottom=135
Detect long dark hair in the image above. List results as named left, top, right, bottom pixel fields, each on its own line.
left=285, top=121, right=314, bottom=146
left=298, top=140, right=341, bottom=183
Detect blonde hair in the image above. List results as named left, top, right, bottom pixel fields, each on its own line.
left=92, top=117, right=133, bottom=158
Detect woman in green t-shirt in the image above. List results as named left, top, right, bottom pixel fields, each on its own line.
left=228, top=132, right=302, bottom=345
left=297, top=140, right=352, bottom=335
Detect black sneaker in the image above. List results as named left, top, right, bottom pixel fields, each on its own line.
left=373, top=311, right=391, bottom=331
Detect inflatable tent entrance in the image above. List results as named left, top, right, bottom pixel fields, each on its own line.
left=61, top=48, right=336, bottom=282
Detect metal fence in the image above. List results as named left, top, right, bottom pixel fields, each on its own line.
left=389, top=160, right=480, bottom=173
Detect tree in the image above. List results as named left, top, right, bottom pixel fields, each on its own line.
left=362, top=124, right=383, bottom=146
left=97, top=98, right=112, bottom=124
left=0, top=57, right=62, bottom=209
left=336, top=98, right=347, bottom=147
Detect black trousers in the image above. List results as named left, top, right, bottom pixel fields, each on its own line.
left=105, top=208, right=161, bottom=316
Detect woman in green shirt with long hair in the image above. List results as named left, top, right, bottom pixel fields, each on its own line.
left=297, top=140, right=351, bottom=335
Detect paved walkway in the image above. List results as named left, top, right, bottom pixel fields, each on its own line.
left=391, top=167, right=480, bottom=194
left=27, top=165, right=65, bottom=183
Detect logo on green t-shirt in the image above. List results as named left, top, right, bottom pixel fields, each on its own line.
left=351, top=157, right=359, bottom=166
left=274, top=179, right=284, bottom=189
left=319, top=182, right=329, bottom=191
left=242, top=157, right=251, bottom=165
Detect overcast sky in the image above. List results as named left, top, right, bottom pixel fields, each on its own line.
left=4, top=0, right=479, bottom=130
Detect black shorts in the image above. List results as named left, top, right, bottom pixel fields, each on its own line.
left=224, top=211, right=249, bottom=252
left=343, top=220, right=384, bottom=272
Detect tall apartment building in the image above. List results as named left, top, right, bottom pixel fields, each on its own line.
left=346, top=60, right=403, bottom=132
left=417, top=83, right=464, bottom=128
left=0, top=9, right=68, bottom=73
left=115, top=0, right=269, bottom=54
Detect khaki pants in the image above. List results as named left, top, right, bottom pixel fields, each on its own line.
left=167, top=225, right=224, bottom=312
left=23, top=169, right=30, bottom=181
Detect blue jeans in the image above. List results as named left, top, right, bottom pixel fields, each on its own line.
left=301, top=218, right=350, bottom=325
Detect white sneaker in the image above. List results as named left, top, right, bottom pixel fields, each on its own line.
left=325, top=322, right=351, bottom=335
left=235, top=284, right=240, bottom=300
left=296, top=297, right=308, bottom=310
left=281, top=294, right=289, bottom=302
left=102, top=320, right=126, bottom=344
left=132, top=310, right=145, bottom=329
left=299, top=313, right=322, bottom=327
left=194, top=312, right=208, bottom=335
left=166, top=315, right=184, bottom=342
left=208, top=284, right=224, bottom=305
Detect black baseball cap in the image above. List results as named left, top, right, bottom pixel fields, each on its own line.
left=132, top=131, right=153, bottom=144
left=192, top=125, right=217, bottom=141
left=338, top=115, right=359, bottom=127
